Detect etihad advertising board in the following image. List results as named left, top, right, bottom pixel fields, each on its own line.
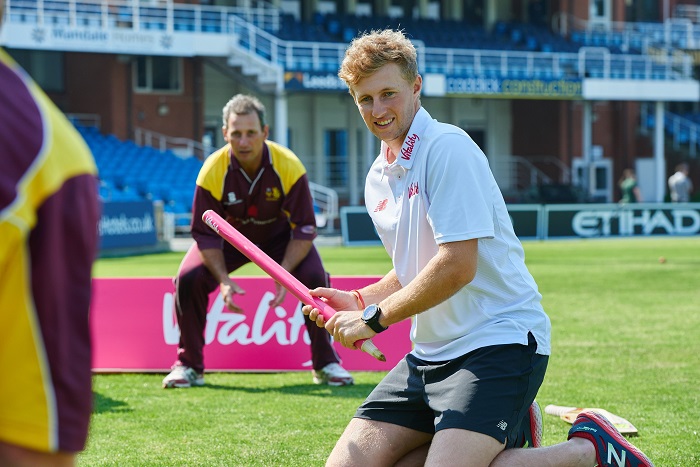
left=343, top=204, right=700, bottom=244
left=545, top=204, right=700, bottom=238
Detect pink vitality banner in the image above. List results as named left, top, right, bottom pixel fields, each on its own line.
left=91, top=277, right=411, bottom=372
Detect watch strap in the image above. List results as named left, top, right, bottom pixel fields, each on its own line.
left=363, top=305, right=388, bottom=333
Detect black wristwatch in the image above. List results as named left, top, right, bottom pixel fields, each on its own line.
left=361, top=304, right=388, bottom=333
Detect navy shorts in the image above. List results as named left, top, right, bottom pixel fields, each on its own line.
left=354, top=332, right=548, bottom=446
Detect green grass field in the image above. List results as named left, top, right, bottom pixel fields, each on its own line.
left=83, top=237, right=700, bottom=466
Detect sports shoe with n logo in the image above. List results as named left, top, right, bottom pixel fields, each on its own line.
left=568, top=410, right=654, bottom=466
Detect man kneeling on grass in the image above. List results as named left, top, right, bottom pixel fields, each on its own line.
left=304, top=28, right=654, bottom=467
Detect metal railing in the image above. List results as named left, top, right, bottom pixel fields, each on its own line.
left=309, top=182, right=338, bottom=233
left=675, top=4, right=700, bottom=25
left=493, top=156, right=552, bottom=191
left=640, top=104, right=700, bottom=157
left=525, top=155, right=572, bottom=184
left=556, top=11, right=700, bottom=52
left=667, top=112, right=700, bottom=156
left=134, top=127, right=215, bottom=161
left=4, top=0, right=281, bottom=32
left=228, top=14, right=692, bottom=81
left=3, top=0, right=693, bottom=81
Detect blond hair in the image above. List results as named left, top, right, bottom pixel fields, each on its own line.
left=338, top=29, right=418, bottom=96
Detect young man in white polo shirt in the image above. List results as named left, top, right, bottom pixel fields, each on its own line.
left=304, top=29, right=653, bottom=467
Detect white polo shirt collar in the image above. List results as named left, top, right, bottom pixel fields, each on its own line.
left=381, top=107, right=432, bottom=172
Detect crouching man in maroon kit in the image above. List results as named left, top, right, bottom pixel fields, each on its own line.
left=163, top=94, right=353, bottom=388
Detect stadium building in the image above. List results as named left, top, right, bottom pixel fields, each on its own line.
left=2, top=0, right=700, bottom=227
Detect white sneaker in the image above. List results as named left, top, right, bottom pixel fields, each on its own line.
left=312, top=363, right=354, bottom=386
left=162, top=365, right=204, bottom=388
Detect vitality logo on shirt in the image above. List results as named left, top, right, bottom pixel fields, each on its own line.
left=374, top=199, right=388, bottom=212
left=408, top=182, right=419, bottom=199
left=265, top=187, right=281, bottom=201
left=400, top=133, right=420, bottom=161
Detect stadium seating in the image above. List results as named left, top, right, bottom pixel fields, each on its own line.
left=75, top=124, right=334, bottom=231
left=75, top=125, right=202, bottom=227
left=565, top=18, right=700, bottom=54
left=276, top=13, right=579, bottom=54
left=641, top=108, right=700, bottom=156
left=268, top=14, right=695, bottom=81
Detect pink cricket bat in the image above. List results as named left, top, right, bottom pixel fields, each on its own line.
left=202, top=209, right=386, bottom=362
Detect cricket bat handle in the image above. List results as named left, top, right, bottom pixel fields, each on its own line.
left=308, top=296, right=385, bottom=361
left=202, top=210, right=386, bottom=362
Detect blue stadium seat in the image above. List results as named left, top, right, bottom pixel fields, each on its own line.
left=73, top=123, right=203, bottom=216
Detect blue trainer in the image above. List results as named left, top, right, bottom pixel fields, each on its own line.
left=568, top=411, right=654, bottom=466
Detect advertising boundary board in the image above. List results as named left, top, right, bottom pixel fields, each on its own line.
left=340, top=206, right=382, bottom=246
left=544, top=202, right=700, bottom=238
left=99, top=200, right=157, bottom=250
left=341, top=203, right=700, bottom=244
left=91, top=276, right=411, bottom=373
left=506, top=204, right=543, bottom=239
left=341, top=204, right=543, bottom=246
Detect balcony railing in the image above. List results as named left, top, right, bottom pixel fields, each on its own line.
left=557, top=11, right=700, bottom=52
left=227, top=15, right=693, bottom=81
left=641, top=105, right=700, bottom=157
left=3, top=0, right=693, bottom=81
left=134, top=127, right=215, bottom=161
left=4, top=0, right=281, bottom=32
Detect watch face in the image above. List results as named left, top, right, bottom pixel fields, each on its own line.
left=362, top=304, right=377, bottom=321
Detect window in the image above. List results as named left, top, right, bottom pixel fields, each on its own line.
left=465, top=128, right=486, bottom=154
left=462, top=0, right=484, bottom=24
left=324, top=129, right=347, bottom=188
left=8, top=49, right=64, bottom=93
left=590, top=0, right=611, bottom=24
left=134, top=56, right=182, bottom=93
